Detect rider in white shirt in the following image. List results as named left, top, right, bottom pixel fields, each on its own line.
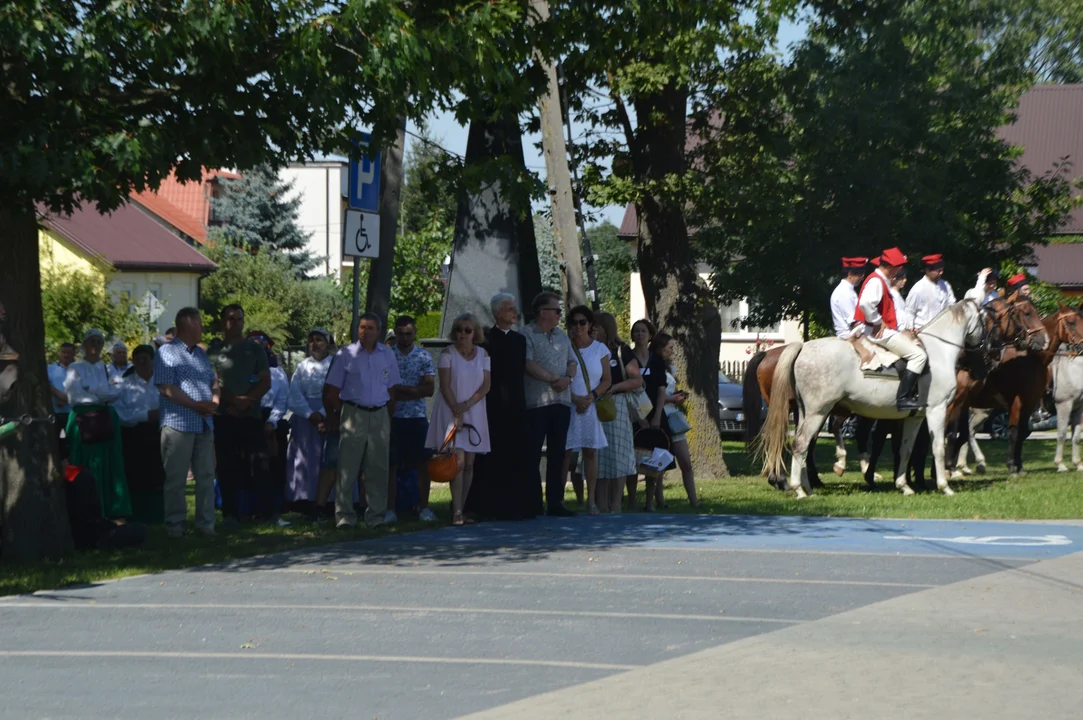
left=890, top=268, right=914, bottom=332
left=905, top=253, right=956, bottom=328
left=854, top=248, right=927, bottom=411
left=830, top=256, right=868, bottom=339
left=964, top=268, right=1000, bottom=306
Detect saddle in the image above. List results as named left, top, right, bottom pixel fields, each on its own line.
left=847, top=336, right=905, bottom=378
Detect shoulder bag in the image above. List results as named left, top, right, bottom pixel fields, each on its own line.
left=627, top=351, right=655, bottom=422
left=426, top=423, right=483, bottom=482
left=573, top=344, right=617, bottom=422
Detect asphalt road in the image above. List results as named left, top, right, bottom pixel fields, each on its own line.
left=2, top=514, right=1081, bottom=719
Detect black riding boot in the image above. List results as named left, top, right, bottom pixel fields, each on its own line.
left=896, top=369, right=925, bottom=412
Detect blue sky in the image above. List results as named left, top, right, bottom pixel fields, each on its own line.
left=404, top=17, right=808, bottom=228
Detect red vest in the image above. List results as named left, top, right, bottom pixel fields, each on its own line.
left=852, top=272, right=897, bottom=330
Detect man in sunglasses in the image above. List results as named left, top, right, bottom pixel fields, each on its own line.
left=522, top=291, right=579, bottom=516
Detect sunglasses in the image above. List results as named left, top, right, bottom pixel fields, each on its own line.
left=542, top=307, right=562, bottom=315
left=453, top=326, right=474, bottom=334
left=570, top=319, right=590, bottom=327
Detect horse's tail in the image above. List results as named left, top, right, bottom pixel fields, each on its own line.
left=743, top=351, right=768, bottom=451
left=755, top=340, right=803, bottom=481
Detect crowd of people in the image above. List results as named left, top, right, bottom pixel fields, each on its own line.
left=47, top=291, right=698, bottom=538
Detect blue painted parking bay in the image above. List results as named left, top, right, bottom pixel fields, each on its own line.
left=419, top=513, right=1083, bottom=561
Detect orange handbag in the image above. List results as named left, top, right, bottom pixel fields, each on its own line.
left=427, top=426, right=459, bottom=483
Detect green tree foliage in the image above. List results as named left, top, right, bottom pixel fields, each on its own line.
left=588, top=220, right=634, bottom=329
left=0, top=0, right=548, bottom=559
left=552, top=1, right=789, bottom=477
left=979, top=0, right=1083, bottom=83
left=400, top=130, right=460, bottom=235
left=40, top=267, right=143, bottom=358
left=207, top=166, right=316, bottom=274
left=697, top=0, right=1078, bottom=331
left=533, top=213, right=563, bottom=291
left=357, top=223, right=454, bottom=320
left=199, top=244, right=350, bottom=346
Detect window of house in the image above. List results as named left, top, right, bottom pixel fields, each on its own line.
left=114, top=282, right=136, bottom=306
left=719, top=299, right=783, bottom=339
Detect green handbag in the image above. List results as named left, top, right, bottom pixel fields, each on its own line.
left=573, top=344, right=617, bottom=422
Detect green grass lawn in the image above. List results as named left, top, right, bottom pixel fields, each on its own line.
left=2, top=436, right=1081, bottom=596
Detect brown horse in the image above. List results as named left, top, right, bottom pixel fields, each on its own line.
left=949, top=302, right=1081, bottom=475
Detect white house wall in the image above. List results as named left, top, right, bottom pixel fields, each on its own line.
left=280, top=162, right=348, bottom=279
left=629, top=271, right=803, bottom=366
left=109, top=272, right=200, bottom=337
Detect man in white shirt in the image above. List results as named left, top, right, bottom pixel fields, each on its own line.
left=855, top=248, right=927, bottom=411
left=905, top=254, right=956, bottom=329
left=830, top=257, right=868, bottom=339
left=107, top=342, right=132, bottom=385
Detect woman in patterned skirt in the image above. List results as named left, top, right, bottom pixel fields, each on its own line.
left=592, top=313, right=641, bottom=513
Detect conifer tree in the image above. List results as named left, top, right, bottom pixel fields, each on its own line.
left=208, top=166, right=317, bottom=274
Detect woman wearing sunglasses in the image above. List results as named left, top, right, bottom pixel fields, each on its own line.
left=425, top=313, right=491, bottom=525
left=563, top=305, right=611, bottom=515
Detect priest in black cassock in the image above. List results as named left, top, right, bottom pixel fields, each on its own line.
left=466, top=293, right=539, bottom=520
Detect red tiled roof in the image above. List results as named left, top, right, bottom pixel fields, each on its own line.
left=1000, top=84, right=1083, bottom=234
left=130, top=168, right=240, bottom=243
left=41, top=202, right=218, bottom=273
left=617, top=203, right=638, bottom=239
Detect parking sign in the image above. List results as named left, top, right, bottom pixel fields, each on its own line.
left=347, top=134, right=381, bottom=212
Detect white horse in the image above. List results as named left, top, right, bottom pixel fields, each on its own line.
left=757, top=301, right=985, bottom=498
left=1051, top=353, right=1083, bottom=472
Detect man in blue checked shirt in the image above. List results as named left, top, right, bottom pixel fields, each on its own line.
left=154, top=307, right=220, bottom=538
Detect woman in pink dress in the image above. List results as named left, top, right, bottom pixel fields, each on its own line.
left=425, top=313, right=491, bottom=525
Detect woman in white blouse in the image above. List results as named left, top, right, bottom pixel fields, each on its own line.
left=65, top=328, right=131, bottom=519
left=286, top=328, right=338, bottom=517
left=116, top=344, right=164, bottom=523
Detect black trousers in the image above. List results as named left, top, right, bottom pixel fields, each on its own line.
left=214, top=415, right=272, bottom=520
left=526, top=404, right=571, bottom=512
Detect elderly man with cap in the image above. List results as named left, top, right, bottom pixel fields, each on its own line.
left=107, top=341, right=132, bottom=386
left=831, top=257, right=869, bottom=339
left=854, top=247, right=927, bottom=411
left=906, top=254, right=956, bottom=329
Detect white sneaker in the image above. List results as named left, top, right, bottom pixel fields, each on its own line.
left=419, top=508, right=437, bottom=523
left=384, top=510, right=398, bottom=525
left=275, top=517, right=292, bottom=528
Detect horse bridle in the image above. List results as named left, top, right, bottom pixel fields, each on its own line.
left=1052, top=308, right=1083, bottom=356
left=981, top=297, right=1043, bottom=355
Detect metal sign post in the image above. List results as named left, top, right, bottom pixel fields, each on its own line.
left=346, top=133, right=382, bottom=341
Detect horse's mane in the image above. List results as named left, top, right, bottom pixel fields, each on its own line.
left=918, top=300, right=969, bottom=334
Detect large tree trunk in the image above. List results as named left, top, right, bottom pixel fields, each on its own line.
left=632, top=87, right=728, bottom=479
left=0, top=203, right=72, bottom=561
left=364, top=120, right=406, bottom=329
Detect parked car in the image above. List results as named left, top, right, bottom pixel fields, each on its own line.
left=718, top=373, right=765, bottom=435
left=980, top=407, right=1054, bottom=439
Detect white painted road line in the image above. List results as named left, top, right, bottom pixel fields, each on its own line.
left=263, top=567, right=936, bottom=589
left=0, top=650, right=640, bottom=672
left=0, top=602, right=803, bottom=625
